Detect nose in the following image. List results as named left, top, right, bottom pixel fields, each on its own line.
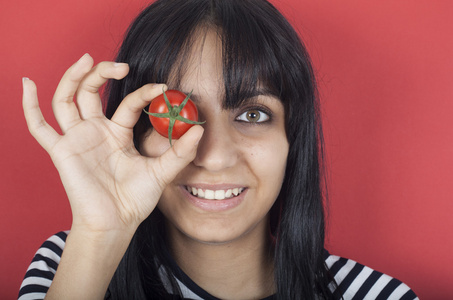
left=193, top=120, right=238, bottom=172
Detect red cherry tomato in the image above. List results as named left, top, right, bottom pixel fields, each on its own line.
left=145, top=90, right=204, bottom=145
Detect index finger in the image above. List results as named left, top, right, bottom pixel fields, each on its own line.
left=110, top=83, right=168, bottom=129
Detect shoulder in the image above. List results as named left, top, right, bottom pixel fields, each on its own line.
left=324, top=250, right=418, bottom=300
left=18, top=231, right=69, bottom=300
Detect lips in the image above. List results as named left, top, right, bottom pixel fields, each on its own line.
left=185, top=186, right=245, bottom=200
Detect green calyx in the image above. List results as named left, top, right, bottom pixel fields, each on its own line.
left=144, top=89, right=205, bottom=146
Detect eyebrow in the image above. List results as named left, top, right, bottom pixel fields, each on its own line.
left=236, top=87, right=281, bottom=105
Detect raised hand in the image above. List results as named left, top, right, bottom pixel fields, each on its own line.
left=22, top=53, right=203, bottom=234
left=22, top=53, right=204, bottom=298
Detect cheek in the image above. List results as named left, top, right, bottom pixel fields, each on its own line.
left=140, top=129, right=171, bottom=157
left=247, top=135, right=289, bottom=190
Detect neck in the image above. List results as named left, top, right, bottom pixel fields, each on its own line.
left=166, top=219, right=275, bottom=299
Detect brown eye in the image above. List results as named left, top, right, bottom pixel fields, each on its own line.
left=236, top=109, right=270, bottom=123
left=246, top=110, right=260, bottom=122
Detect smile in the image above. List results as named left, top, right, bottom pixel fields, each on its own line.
left=185, top=186, right=245, bottom=200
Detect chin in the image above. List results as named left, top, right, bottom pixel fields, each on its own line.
left=166, top=213, right=270, bottom=247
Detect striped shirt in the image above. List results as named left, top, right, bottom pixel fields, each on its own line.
left=18, top=232, right=418, bottom=300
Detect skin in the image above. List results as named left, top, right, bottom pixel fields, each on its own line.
left=22, top=54, right=203, bottom=299
left=21, top=29, right=289, bottom=299
left=141, top=29, right=289, bottom=299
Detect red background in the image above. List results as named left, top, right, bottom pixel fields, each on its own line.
left=1, top=1, right=452, bottom=299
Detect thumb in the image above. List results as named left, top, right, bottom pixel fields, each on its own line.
left=151, top=125, right=204, bottom=189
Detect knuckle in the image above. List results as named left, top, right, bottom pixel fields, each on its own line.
left=88, top=62, right=109, bottom=80
left=83, top=82, right=100, bottom=94
left=171, top=142, right=185, bottom=160
left=52, top=95, right=74, bottom=107
left=28, top=119, right=47, bottom=140
left=149, top=159, right=169, bottom=190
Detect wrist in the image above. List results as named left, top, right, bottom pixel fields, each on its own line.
left=45, top=227, right=136, bottom=299
left=66, top=225, right=136, bottom=269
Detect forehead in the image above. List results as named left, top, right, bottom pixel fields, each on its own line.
left=182, top=30, right=222, bottom=85
left=167, top=28, right=224, bottom=102
left=166, top=26, right=281, bottom=110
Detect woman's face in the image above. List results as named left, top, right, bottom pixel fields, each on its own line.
left=140, top=29, right=289, bottom=245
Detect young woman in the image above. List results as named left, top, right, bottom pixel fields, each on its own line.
left=19, top=0, right=418, bottom=299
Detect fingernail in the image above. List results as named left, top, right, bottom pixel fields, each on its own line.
left=114, top=62, right=128, bottom=68
left=78, top=53, right=90, bottom=62
left=22, top=77, right=30, bottom=87
left=161, top=84, right=168, bottom=91
left=194, top=128, right=204, bottom=146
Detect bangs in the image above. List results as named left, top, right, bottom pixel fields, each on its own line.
left=218, top=1, right=285, bottom=109
left=144, top=0, right=287, bottom=109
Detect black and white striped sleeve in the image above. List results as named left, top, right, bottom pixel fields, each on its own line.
left=18, top=231, right=68, bottom=300
left=325, top=253, right=418, bottom=300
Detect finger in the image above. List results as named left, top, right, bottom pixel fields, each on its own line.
left=22, top=78, right=61, bottom=152
left=52, top=53, right=94, bottom=133
left=110, top=83, right=167, bottom=129
left=76, top=61, right=129, bottom=119
left=151, top=125, right=204, bottom=189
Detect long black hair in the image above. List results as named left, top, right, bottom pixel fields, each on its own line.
left=105, top=0, right=334, bottom=299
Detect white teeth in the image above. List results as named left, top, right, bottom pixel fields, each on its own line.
left=205, top=190, right=215, bottom=200
left=215, top=190, right=225, bottom=200
left=187, top=186, right=245, bottom=200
